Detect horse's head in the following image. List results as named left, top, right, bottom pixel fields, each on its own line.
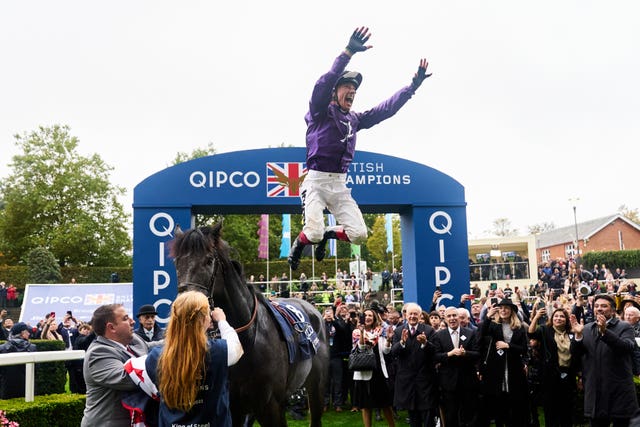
left=171, top=223, right=230, bottom=304
left=171, top=223, right=258, bottom=335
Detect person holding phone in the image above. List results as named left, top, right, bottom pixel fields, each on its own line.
left=528, top=306, right=580, bottom=427
left=58, top=310, right=82, bottom=393
left=479, top=298, right=529, bottom=426
left=41, top=312, right=63, bottom=341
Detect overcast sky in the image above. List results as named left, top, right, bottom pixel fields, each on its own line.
left=2, top=1, right=639, bottom=238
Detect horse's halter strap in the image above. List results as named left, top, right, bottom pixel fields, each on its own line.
left=177, top=253, right=258, bottom=334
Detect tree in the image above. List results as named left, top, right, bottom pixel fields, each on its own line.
left=367, top=214, right=402, bottom=270
left=618, top=205, right=640, bottom=225
left=170, top=142, right=216, bottom=167
left=489, top=218, right=518, bottom=237
left=0, top=125, right=131, bottom=266
left=27, top=246, right=62, bottom=283
left=527, top=222, right=556, bottom=235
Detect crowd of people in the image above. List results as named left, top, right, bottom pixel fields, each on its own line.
left=319, top=272, right=640, bottom=427
left=2, top=255, right=640, bottom=426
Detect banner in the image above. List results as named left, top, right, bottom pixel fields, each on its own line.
left=20, top=283, right=133, bottom=326
left=327, top=214, right=337, bottom=257
left=385, top=213, right=394, bottom=253
left=257, top=214, right=269, bottom=259
left=279, top=214, right=291, bottom=258
left=351, top=244, right=361, bottom=257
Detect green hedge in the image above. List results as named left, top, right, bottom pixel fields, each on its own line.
left=1, top=393, right=86, bottom=427
left=581, top=249, right=640, bottom=271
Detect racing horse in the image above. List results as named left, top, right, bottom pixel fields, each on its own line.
left=171, top=223, right=328, bottom=427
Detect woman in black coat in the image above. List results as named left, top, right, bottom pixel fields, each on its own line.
left=480, top=298, right=529, bottom=427
left=528, top=305, right=580, bottom=427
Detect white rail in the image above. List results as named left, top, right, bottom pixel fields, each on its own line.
left=0, top=350, right=85, bottom=402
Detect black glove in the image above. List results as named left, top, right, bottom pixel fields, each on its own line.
left=346, top=27, right=370, bottom=54
left=411, top=65, right=432, bottom=90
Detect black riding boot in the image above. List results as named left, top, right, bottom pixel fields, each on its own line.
left=314, top=230, right=339, bottom=262
left=288, top=237, right=306, bottom=270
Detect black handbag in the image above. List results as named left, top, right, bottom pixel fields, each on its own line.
left=348, top=347, right=376, bottom=371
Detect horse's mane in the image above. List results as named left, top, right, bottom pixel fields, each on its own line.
left=170, top=224, right=231, bottom=261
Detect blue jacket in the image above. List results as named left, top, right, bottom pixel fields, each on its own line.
left=146, top=340, right=231, bottom=427
left=305, top=52, right=416, bottom=173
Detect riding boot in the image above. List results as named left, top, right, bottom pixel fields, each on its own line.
left=315, top=229, right=348, bottom=262
left=288, top=235, right=308, bottom=270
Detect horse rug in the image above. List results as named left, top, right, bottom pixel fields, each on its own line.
left=266, top=300, right=320, bottom=364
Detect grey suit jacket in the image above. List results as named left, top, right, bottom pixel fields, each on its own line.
left=81, top=334, right=148, bottom=427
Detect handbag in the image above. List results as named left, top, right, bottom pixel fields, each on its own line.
left=348, top=347, right=376, bottom=371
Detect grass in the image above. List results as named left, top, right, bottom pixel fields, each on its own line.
left=286, top=409, right=408, bottom=426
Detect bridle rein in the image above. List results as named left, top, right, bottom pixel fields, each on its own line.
left=177, top=252, right=258, bottom=333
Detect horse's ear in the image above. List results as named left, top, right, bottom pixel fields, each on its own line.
left=212, top=222, right=223, bottom=235
left=175, top=224, right=184, bottom=236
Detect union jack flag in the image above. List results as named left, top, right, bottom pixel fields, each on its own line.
left=85, top=294, right=116, bottom=305
left=266, top=162, right=307, bottom=197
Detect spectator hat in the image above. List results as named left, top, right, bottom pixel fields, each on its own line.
left=10, top=322, right=29, bottom=335
left=621, top=295, right=640, bottom=311
left=496, top=298, right=518, bottom=312
left=136, top=304, right=157, bottom=318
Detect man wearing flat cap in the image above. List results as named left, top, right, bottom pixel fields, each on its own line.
left=0, top=322, right=37, bottom=398
left=134, top=304, right=164, bottom=343
left=572, top=294, right=639, bottom=426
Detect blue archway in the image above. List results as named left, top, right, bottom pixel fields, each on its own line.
left=133, top=147, right=469, bottom=322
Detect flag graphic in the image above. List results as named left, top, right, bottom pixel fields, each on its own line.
left=279, top=214, right=291, bottom=258
left=266, top=162, right=308, bottom=197
left=385, top=214, right=394, bottom=253
left=85, top=294, right=116, bottom=305
left=257, top=214, right=269, bottom=259
left=351, top=244, right=361, bottom=257
left=327, top=214, right=337, bottom=257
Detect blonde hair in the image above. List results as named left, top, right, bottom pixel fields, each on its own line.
left=495, top=306, right=522, bottom=330
left=157, top=291, right=210, bottom=412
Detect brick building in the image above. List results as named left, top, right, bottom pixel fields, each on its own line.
left=535, top=214, right=640, bottom=263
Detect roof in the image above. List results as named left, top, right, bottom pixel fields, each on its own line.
left=536, top=214, right=640, bottom=248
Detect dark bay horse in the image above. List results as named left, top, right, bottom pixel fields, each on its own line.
left=171, top=223, right=328, bottom=427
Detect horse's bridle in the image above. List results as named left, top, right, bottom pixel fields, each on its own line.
left=177, top=253, right=258, bottom=333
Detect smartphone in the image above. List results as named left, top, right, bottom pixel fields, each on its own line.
left=435, top=285, right=441, bottom=292
left=50, top=311, right=55, bottom=318
left=537, top=301, right=545, bottom=310
left=490, top=282, right=498, bottom=291
left=490, top=297, right=498, bottom=306
left=67, top=310, right=73, bottom=317
left=350, top=311, right=357, bottom=319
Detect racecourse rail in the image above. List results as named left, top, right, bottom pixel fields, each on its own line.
left=0, top=350, right=85, bottom=402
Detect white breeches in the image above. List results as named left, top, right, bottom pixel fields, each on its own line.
left=300, top=170, right=367, bottom=244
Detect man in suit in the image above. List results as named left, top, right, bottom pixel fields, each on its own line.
left=433, top=306, right=480, bottom=427
left=81, top=303, right=149, bottom=427
left=572, top=294, right=639, bottom=427
left=134, top=304, right=164, bottom=343
left=390, top=302, right=438, bottom=427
